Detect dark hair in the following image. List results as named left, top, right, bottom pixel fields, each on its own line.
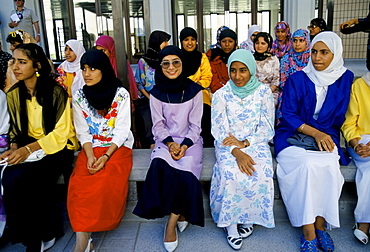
left=253, top=32, right=273, bottom=50
left=310, top=18, right=327, bottom=31
left=6, top=30, right=24, bottom=44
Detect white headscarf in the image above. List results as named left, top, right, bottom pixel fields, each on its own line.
left=60, top=39, right=86, bottom=73
left=303, top=31, right=347, bottom=87
left=245, top=25, right=261, bottom=52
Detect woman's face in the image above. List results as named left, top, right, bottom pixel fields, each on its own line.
left=12, top=49, right=37, bottom=81
left=311, top=41, right=334, bottom=71
left=220, top=37, right=235, bottom=53
left=82, top=64, right=102, bottom=86
left=276, top=29, right=286, bottom=41
left=182, top=36, right=196, bottom=52
left=65, top=45, right=77, bottom=62
left=255, top=37, right=269, bottom=54
left=160, top=40, right=169, bottom=50
left=309, top=23, right=321, bottom=36
left=230, top=61, right=251, bottom=87
left=161, top=55, right=182, bottom=79
left=10, top=41, right=21, bottom=52
left=293, top=37, right=307, bottom=53
left=95, top=45, right=111, bottom=58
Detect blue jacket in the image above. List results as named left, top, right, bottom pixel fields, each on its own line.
left=274, top=70, right=354, bottom=165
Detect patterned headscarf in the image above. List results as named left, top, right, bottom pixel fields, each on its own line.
left=271, top=21, right=292, bottom=58
left=210, top=25, right=229, bottom=49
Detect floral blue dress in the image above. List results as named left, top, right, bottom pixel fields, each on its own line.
left=210, top=82, right=275, bottom=228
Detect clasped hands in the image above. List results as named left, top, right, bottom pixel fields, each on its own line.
left=167, top=142, right=188, bottom=160
left=223, top=133, right=256, bottom=176
left=354, top=142, right=370, bottom=158
left=87, top=155, right=109, bottom=175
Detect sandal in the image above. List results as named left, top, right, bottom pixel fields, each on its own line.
left=315, top=229, right=334, bottom=251
left=353, top=223, right=369, bottom=244
left=300, top=235, right=319, bottom=252
left=238, top=224, right=254, bottom=238
left=223, top=227, right=242, bottom=250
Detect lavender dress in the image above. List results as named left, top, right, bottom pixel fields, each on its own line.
left=133, top=90, right=205, bottom=226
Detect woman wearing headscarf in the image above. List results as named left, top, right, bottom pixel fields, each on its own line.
left=210, top=49, right=275, bottom=250
left=135, top=30, right=170, bottom=148
left=0, top=43, right=78, bottom=251
left=180, top=27, right=213, bottom=147
left=0, top=90, right=9, bottom=154
left=206, top=29, right=237, bottom=93
left=133, top=45, right=204, bottom=252
left=271, top=21, right=292, bottom=60
left=210, top=25, right=229, bottom=49
left=308, top=18, right=327, bottom=41
left=95, top=35, right=118, bottom=76
left=68, top=49, right=134, bottom=252
left=274, top=32, right=354, bottom=251
left=253, top=32, right=280, bottom=105
left=239, top=24, right=261, bottom=53
left=342, top=72, right=370, bottom=245
left=56, top=39, right=86, bottom=99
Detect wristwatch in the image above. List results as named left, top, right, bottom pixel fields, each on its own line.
left=243, top=139, right=249, bottom=148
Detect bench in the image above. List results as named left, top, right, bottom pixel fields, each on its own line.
left=128, top=148, right=357, bottom=200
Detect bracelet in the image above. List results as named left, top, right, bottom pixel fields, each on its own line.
left=299, top=124, right=305, bottom=133
left=103, top=153, right=110, bottom=160
left=36, top=33, right=41, bottom=36
left=24, top=146, right=32, bottom=154
left=353, top=144, right=359, bottom=153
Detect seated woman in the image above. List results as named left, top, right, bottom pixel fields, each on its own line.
left=179, top=27, right=213, bottom=147
left=0, top=43, right=78, bottom=251
left=308, top=18, right=327, bottom=41
left=274, top=32, right=354, bottom=251
left=277, top=29, right=311, bottom=120
left=271, top=21, right=292, bottom=60
left=0, top=90, right=9, bottom=153
left=206, top=28, right=237, bottom=93
left=342, top=72, right=370, bottom=245
left=239, top=25, right=261, bottom=53
left=68, top=49, right=134, bottom=252
left=135, top=30, right=170, bottom=148
left=95, top=35, right=118, bottom=76
left=56, top=39, right=86, bottom=99
left=253, top=32, right=280, bottom=105
left=133, top=45, right=204, bottom=252
left=210, top=49, right=275, bottom=250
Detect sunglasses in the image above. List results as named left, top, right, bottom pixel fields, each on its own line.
left=160, top=60, right=182, bottom=69
left=307, top=25, right=317, bottom=29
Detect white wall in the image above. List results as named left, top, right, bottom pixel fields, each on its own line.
left=149, top=0, right=172, bottom=43
left=284, top=0, right=315, bottom=33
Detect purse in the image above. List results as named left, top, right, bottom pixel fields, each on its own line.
left=287, top=133, right=320, bottom=151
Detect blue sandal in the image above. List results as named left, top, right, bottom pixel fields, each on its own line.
left=315, top=229, right=334, bottom=251
left=300, top=235, right=319, bottom=251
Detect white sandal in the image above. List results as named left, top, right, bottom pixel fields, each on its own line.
left=84, top=238, right=95, bottom=252
left=353, top=223, right=368, bottom=245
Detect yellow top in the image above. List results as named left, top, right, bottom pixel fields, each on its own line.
left=65, top=72, right=75, bottom=98
left=188, top=53, right=213, bottom=106
left=27, top=97, right=79, bottom=154
left=342, top=77, right=370, bottom=142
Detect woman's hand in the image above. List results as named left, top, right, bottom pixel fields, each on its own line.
left=354, top=142, right=370, bottom=158
left=167, top=142, right=187, bottom=160
left=86, top=155, right=97, bottom=174
left=88, top=155, right=108, bottom=175
left=223, top=133, right=248, bottom=148
left=232, top=148, right=256, bottom=176
left=171, top=145, right=188, bottom=161
left=2, top=147, right=30, bottom=165
left=313, top=131, right=335, bottom=152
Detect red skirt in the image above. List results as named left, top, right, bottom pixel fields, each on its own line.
left=67, top=146, right=132, bottom=232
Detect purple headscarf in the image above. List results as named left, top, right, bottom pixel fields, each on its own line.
left=271, top=21, right=292, bottom=58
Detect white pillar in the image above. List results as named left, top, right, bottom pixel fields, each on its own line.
left=149, top=0, right=173, bottom=40
left=284, top=0, right=315, bottom=33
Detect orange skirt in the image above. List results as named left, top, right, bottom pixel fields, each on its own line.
left=67, top=146, right=132, bottom=232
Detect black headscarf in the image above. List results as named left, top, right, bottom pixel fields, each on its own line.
left=210, top=29, right=237, bottom=64
left=142, top=30, right=171, bottom=69
left=180, top=27, right=202, bottom=76
left=151, top=45, right=203, bottom=103
left=310, top=18, right=327, bottom=41
left=253, top=32, right=273, bottom=61
left=81, top=49, right=121, bottom=115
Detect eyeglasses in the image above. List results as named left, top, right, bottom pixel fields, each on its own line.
left=307, top=25, right=317, bottom=29
left=160, top=60, right=182, bottom=69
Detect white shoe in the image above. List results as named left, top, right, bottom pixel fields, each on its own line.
left=223, top=227, right=242, bottom=250
left=84, top=238, right=93, bottom=252
left=164, top=223, right=178, bottom=252
left=43, top=237, right=55, bottom=251
left=238, top=225, right=254, bottom=239
left=354, top=223, right=368, bottom=244
left=177, top=221, right=188, bottom=233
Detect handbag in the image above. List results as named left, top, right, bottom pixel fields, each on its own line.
left=287, top=133, right=320, bottom=151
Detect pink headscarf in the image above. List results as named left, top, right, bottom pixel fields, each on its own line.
left=95, top=35, right=117, bottom=76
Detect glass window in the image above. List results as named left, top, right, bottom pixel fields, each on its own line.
left=129, top=0, right=146, bottom=62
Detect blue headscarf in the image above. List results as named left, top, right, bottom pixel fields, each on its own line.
left=227, top=49, right=261, bottom=99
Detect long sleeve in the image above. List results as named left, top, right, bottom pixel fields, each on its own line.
left=183, top=91, right=203, bottom=143
left=72, top=97, right=92, bottom=146
left=150, top=95, right=171, bottom=142
left=111, top=88, right=132, bottom=147
left=134, top=58, right=147, bottom=91
left=0, top=91, right=9, bottom=135
left=271, top=56, right=280, bottom=87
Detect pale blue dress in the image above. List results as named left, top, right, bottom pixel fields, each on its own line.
left=210, top=82, right=275, bottom=228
